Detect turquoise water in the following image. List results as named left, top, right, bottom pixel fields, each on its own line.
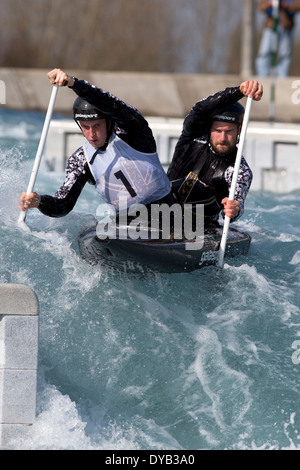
left=0, top=109, right=299, bottom=450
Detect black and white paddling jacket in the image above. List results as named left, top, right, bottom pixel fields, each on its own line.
left=38, top=78, right=171, bottom=217
left=167, top=86, right=253, bottom=222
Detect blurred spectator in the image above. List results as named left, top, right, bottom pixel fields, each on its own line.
left=256, top=0, right=300, bottom=76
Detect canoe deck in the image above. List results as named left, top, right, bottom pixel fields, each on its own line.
left=78, top=224, right=251, bottom=273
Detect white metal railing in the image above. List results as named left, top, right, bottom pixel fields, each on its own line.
left=41, top=118, right=300, bottom=193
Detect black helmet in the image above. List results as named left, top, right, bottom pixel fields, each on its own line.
left=73, top=96, right=106, bottom=121
left=211, top=102, right=245, bottom=125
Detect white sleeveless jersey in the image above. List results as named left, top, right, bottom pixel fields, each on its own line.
left=84, top=133, right=170, bottom=210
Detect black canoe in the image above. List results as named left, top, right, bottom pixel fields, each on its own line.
left=78, top=224, right=251, bottom=273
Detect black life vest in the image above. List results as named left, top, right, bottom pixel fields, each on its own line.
left=170, top=140, right=236, bottom=217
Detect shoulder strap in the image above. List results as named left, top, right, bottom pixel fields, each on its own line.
left=89, top=149, right=100, bottom=165
left=192, top=145, right=207, bottom=175
left=173, top=142, right=208, bottom=204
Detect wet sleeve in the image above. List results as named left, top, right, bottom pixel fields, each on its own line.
left=71, top=79, right=138, bottom=122
left=168, top=86, right=245, bottom=180
left=71, top=79, right=156, bottom=153
left=37, top=151, right=93, bottom=218
left=182, top=87, right=244, bottom=139
left=224, top=158, right=253, bottom=222
left=38, top=172, right=90, bottom=217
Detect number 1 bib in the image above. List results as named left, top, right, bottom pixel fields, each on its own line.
left=84, top=133, right=170, bottom=211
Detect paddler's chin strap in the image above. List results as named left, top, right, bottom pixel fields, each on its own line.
left=87, top=119, right=114, bottom=165
left=101, top=119, right=113, bottom=151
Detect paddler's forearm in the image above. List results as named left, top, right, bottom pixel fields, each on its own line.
left=37, top=171, right=88, bottom=218
left=183, top=87, right=244, bottom=137
left=37, top=194, right=76, bottom=218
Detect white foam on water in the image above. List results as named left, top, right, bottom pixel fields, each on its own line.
left=7, top=374, right=141, bottom=450
left=0, top=147, right=27, bottom=224
left=290, top=250, right=300, bottom=265
left=193, top=327, right=253, bottom=429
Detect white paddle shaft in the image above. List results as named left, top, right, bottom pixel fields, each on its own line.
left=18, top=85, right=58, bottom=224
left=217, top=96, right=253, bottom=268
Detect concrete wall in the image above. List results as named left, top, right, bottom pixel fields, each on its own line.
left=0, top=67, right=300, bottom=123
left=0, top=284, right=39, bottom=449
